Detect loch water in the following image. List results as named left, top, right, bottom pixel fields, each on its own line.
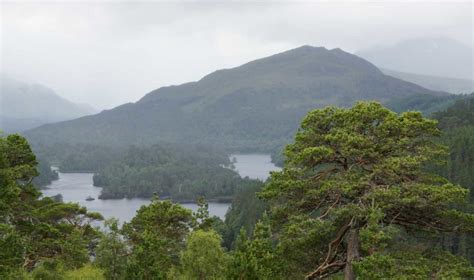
left=42, top=154, right=280, bottom=223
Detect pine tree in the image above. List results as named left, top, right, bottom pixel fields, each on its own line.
left=260, top=102, right=474, bottom=279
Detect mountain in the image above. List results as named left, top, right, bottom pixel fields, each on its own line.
left=0, top=76, right=97, bottom=132
left=381, top=69, right=474, bottom=94
left=25, top=46, right=446, bottom=153
left=357, top=37, right=473, bottom=80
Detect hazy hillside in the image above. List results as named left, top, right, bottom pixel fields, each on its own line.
left=381, top=69, right=474, bottom=94
left=0, top=76, right=97, bottom=132
left=357, top=37, right=473, bottom=80
left=26, top=46, right=446, bottom=152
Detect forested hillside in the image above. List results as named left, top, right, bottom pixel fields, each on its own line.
left=430, top=96, right=474, bottom=262
left=25, top=46, right=445, bottom=155
left=433, top=96, right=474, bottom=193
left=243, top=97, right=474, bottom=265
left=3, top=103, right=473, bottom=279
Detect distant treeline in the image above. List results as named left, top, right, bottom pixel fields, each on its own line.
left=32, top=157, right=58, bottom=187
left=3, top=101, right=473, bottom=279
left=93, top=144, right=260, bottom=201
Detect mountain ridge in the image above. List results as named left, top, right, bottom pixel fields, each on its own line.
left=25, top=45, right=447, bottom=152
left=381, top=68, right=474, bottom=94
left=0, top=76, right=97, bottom=133
left=357, top=37, right=473, bottom=80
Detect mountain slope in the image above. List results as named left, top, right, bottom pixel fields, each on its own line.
left=357, top=37, right=473, bottom=80
left=0, top=76, right=97, bottom=132
left=26, top=46, right=446, bottom=152
left=381, top=69, right=474, bottom=94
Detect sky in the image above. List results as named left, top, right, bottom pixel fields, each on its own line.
left=1, top=0, right=473, bottom=109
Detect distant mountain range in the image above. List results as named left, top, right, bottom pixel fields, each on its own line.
left=380, top=69, right=473, bottom=94
left=0, top=76, right=97, bottom=133
left=357, top=37, right=473, bottom=80
left=25, top=46, right=446, bottom=152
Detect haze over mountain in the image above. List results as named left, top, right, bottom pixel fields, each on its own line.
left=380, top=69, right=474, bottom=94
left=357, top=37, right=473, bottom=80
left=0, top=75, right=97, bottom=133
left=26, top=46, right=445, bottom=152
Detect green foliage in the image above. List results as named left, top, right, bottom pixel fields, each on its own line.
left=227, top=217, right=282, bottom=280
left=354, top=250, right=474, bottom=279
left=193, top=197, right=215, bottom=231
left=32, top=262, right=105, bottom=280
left=432, top=96, right=474, bottom=195
left=434, top=94, right=474, bottom=131
left=93, top=144, right=257, bottom=201
left=63, top=264, right=105, bottom=280
left=0, top=134, right=102, bottom=278
left=223, top=180, right=267, bottom=248
left=30, top=142, right=120, bottom=173
left=428, top=96, right=474, bottom=262
left=95, top=219, right=128, bottom=280
left=122, top=198, right=194, bottom=279
left=3, top=98, right=474, bottom=279
left=260, top=102, right=474, bottom=278
left=385, top=93, right=466, bottom=115
left=32, top=260, right=66, bottom=280
left=173, top=230, right=229, bottom=279
left=32, top=157, right=58, bottom=187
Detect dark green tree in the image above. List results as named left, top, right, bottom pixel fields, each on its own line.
left=260, top=102, right=474, bottom=279
left=228, top=216, right=281, bottom=280
left=223, top=180, right=267, bottom=249
left=430, top=96, right=474, bottom=262
left=122, top=198, right=194, bottom=279
left=0, top=134, right=102, bottom=277
left=173, top=229, right=229, bottom=279
left=95, top=218, right=128, bottom=280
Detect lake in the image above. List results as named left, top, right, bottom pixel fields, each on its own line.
left=41, top=154, right=280, bottom=223
left=230, top=154, right=281, bottom=181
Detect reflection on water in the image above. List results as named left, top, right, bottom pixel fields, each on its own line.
left=41, top=154, right=279, bottom=223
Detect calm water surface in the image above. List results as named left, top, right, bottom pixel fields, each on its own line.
left=230, top=154, right=281, bottom=181
left=42, top=154, right=279, bottom=223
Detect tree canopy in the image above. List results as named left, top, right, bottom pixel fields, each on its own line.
left=260, top=102, right=474, bottom=279
left=0, top=134, right=103, bottom=278
left=2, top=101, right=474, bottom=279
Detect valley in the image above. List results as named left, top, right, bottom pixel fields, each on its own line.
left=1, top=3, right=473, bottom=277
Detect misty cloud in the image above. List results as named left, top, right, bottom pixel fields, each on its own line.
left=1, top=1, right=472, bottom=109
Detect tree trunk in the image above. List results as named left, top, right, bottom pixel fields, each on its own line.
left=344, top=228, right=360, bottom=280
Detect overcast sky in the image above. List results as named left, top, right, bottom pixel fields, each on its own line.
left=1, top=1, right=473, bottom=109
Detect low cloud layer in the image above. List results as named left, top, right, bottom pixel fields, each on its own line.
left=1, top=1, right=472, bottom=109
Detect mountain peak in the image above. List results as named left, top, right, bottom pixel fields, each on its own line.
left=1, top=76, right=97, bottom=132
left=193, top=45, right=381, bottom=87
left=26, top=46, right=442, bottom=151
left=290, top=45, right=328, bottom=52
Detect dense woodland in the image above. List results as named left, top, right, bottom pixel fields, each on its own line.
left=93, top=144, right=258, bottom=201
left=2, top=101, right=473, bottom=279
left=433, top=97, right=474, bottom=192
left=32, top=157, right=58, bottom=187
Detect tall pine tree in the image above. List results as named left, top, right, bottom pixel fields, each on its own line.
left=261, top=102, right=474, bottom=279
